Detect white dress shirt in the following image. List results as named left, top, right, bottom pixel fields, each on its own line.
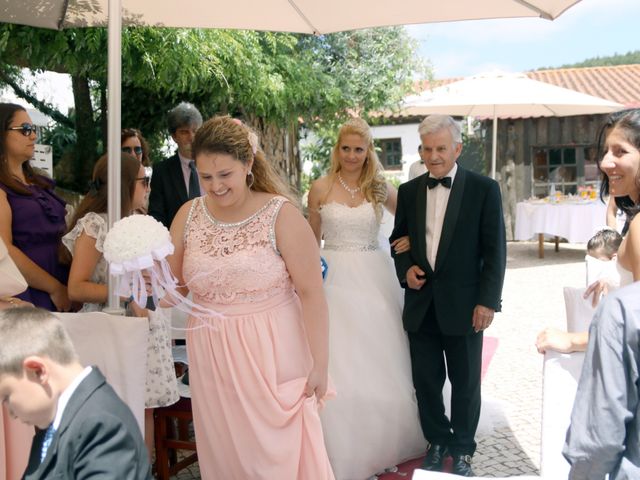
left=178, top=153, right=203, bottom=194
left=52, top=366, right=93, bottom=430
left=425, top=163, right=458, bottom=269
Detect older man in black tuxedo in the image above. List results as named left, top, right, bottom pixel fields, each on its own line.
left=391, top=114, right=506, bottom=477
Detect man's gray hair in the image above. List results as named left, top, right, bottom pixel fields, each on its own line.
left=167, top=102, right=203, bottom=134
left=418, top=115, right=462, bottom=144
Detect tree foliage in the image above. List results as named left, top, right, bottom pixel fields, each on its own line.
left=539, top=50, right=640, bottom=70
left=298, top=28, right=427, bottom=181
left=0, top=23, right=422, bottom=190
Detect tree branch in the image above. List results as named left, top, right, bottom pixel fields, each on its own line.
left=0, top=70, right=73, bottom=128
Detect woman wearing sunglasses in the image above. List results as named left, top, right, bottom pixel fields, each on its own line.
left=0, top=103, right=71, bottom=312
left=62, top=153, right=177, bottom=454
left=122, top=128, right=151, bottom=214
left=122, top=128, right=150, bottom=166
left=62, top=152, right=149, bottom=312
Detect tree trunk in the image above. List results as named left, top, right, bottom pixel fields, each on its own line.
left=244, top=115, right=301, bottom=195
left=71, top=75, right=98, bottom=190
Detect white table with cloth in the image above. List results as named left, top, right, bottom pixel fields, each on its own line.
left=515, top=199, right=608, bottom=258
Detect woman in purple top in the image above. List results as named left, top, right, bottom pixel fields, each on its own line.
left=0, top=103, right=70, bottom=311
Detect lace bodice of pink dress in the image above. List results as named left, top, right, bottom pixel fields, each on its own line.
left=183, top=196, right=293, bottom=306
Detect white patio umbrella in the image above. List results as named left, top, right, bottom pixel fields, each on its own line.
left=400, top=71, right=623, bottom=179
left=0, top=0, right=584, bottom=308
left=3, top=0, right=582, bottom=32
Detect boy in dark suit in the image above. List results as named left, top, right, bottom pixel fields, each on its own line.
left=391, top=114, right=506, bottom=476
left=0, top=307, right=151, bottom=479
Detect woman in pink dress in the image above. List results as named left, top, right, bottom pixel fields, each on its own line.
left=168, top=116, right=334, bottom=479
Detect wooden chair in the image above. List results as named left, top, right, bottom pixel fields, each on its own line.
left=153, top=395, right=197, bottom=479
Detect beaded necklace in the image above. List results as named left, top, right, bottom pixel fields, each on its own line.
left=338, top=173, right=361, bottom=199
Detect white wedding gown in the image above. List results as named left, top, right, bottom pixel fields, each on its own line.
left=319, top=202, right=427, bottom=480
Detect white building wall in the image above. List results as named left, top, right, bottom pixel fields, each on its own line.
left=370, top=122, right=420, bottom=181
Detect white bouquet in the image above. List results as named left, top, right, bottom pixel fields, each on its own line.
left=103, top=215, right=175, bottom=308
left=104, top=214, right=174, bottom=271
left=104, top=214, right=222, bottom=325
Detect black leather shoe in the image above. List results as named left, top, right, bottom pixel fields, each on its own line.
left=451, top=454, right=475, bottom=476
left=421, top=444, right=448, bottom=471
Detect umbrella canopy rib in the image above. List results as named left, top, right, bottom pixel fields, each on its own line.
left=287, top=0, right=319, bottom=35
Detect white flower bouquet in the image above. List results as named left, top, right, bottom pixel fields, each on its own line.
left=104, top=214, right=223, bottom=325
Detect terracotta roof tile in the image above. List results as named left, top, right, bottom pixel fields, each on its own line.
left=526, top=65, right=640, bottom=108
left=414, top=65, right=640, bottom=108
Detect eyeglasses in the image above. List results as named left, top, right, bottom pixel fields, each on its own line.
left=136, top=176, right=151, bottom=188
left=122, top=146, right=143, bottom=156
left=6, top=123, right=37, bottom=137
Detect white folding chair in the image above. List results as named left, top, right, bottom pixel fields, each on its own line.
left=562, top=287, right=595, bottom=333
left=540, top=351, right=585, bottom=479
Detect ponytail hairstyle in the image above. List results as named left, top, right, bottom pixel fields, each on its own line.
left=192, top=115, right=297, bottom=206
left=327, top=117, right=387, bottom=222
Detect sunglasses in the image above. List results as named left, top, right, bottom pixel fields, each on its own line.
left=136, top=176, right=151, bottom=188
left=122, top=146, right=143, bottom=156
left=7, top=123, right=37, bottom=137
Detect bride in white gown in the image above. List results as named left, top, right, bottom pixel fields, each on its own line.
left=308, top=118, right=426, bottom=479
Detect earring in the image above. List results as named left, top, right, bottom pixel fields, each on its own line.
left=246, top=171, right=255, bottom=188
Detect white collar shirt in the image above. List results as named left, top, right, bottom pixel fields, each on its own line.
left=425, top=163, right=458, bottom=269
left=51, top=366, right=93, bottom=430
left=178, top=152, right=203, bottom=194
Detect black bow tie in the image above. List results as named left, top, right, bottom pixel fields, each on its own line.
left=426, top=176, right=452, bottom=189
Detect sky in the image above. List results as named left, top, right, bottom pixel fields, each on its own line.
left=405, top=0, right=640, bottom=79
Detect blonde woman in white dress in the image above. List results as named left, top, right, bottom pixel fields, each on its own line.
left=308, top=118, right=426, bottom=479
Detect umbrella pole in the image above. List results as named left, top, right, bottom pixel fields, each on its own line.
left=106, top=0, right=124, bottom=313
left=491, top=115, right=497, bottom=179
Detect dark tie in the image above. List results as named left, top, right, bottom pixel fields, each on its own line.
left=40, top=424, right=56, bottom=463
left=188, top=160, right=200, bottom=199
left=426, top=176, right=452, bottom=189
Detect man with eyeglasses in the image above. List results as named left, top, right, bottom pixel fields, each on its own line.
left=148, top=102, right=203, bottom=229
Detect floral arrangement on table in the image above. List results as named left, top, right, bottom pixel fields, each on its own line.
left=577, top=185, right=598, bottom=200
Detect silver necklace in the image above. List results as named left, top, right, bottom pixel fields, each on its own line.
left=338, top=174, right=360, bottom=199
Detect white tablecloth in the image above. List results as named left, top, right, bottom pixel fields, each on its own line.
left=515, top=201, right=608, bottom=244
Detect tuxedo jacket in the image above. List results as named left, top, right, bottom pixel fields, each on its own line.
left=23, top=368, right=151, bottom=480
left=148, top=152, right=189, bottom=228
left=390, top=166, right=506, bottom=336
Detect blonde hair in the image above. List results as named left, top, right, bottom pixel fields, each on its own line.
left=0, top=307, right=78, bottom=376
left=328, top=117, right=387, bottom=221
left=192, top=116, right=297, bottom=205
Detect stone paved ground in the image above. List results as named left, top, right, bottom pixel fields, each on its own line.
left=169, top=241, right=586, bottom=479
left=472, top=241, right=584, bottom=477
